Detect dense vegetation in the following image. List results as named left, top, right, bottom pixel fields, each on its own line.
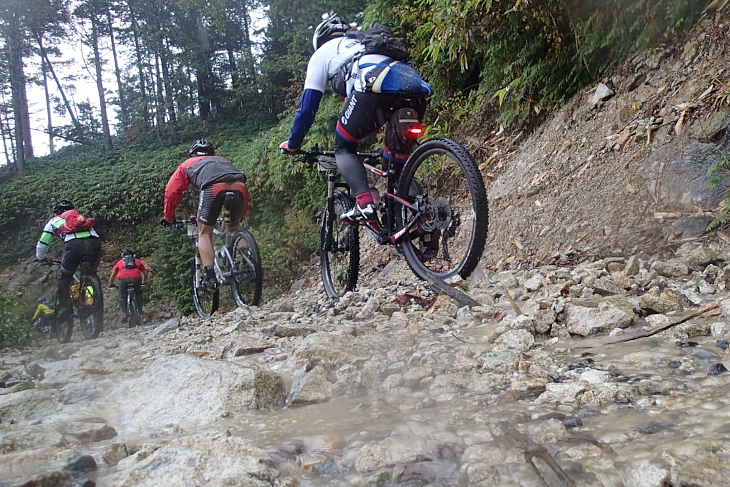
left=0, top=0, right=712, bottom=325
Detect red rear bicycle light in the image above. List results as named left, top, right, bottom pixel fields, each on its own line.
left=405, top=124, right=424, bottom=140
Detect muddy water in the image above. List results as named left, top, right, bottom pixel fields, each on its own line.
left=218, top=326, right=730, bottom=485
left=3, top=311, right=730, bottom=486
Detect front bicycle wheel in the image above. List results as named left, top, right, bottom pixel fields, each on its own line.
left=128, top=295, right=141, bottom=328
left=191, top=258, right=219, bottom=318
left=397, top=137, right=488, bottom=280
left=230, top=230, right=263, bottom=307
left=54, top=292, right=72, bottom=343
left=321, top=190, right=359, bottom=298
left=80, top=275, right=103, bottom=339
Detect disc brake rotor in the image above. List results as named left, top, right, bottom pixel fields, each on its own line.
left=421, top=196, right=452, bottom=232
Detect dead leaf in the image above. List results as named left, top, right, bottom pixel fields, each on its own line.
left=189, top=351, right=210, bottom=358
left=510, top=238, right=524, bottom=250
left=535, top=200, right=542, bottom=207
left=675, top=110, right=687, bottom=135
left=537, top=242, right=552, bottom=262
left=626, top=183, right=635, bottom=194
left=681, top=41, right=696, bottom=58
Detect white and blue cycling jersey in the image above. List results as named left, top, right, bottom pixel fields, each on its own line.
left=287, top=36, right=431, bottom=149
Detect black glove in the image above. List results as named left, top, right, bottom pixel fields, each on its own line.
left=160, top=219, right=171, bottom=228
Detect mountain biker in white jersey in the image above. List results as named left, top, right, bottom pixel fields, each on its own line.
left=35, top=199, right=102, bottom=319
left=280, top=14, right=432, bottom=223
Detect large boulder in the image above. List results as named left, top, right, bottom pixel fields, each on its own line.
left=112, top=355, right=286, bottom=431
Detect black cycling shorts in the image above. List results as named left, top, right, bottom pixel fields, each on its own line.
left=197, top=181, right=249, bottom=226
left=334, top=91, right=398, bottom=151
left=61, top=237, right=102, bottom=274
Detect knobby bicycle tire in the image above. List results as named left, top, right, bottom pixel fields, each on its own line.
left=80, top=275, right=104, bottom=339
left=128, top=294, right=141, bottom=328
left=321, top=190, right=360, bottom=298
left=230, top=230, right=263, bottom=307
left=54, top=291, right=72, bottom=343
left=191, top=258, right=219, bottom=318
left=396, top=137, right=489, bottom=280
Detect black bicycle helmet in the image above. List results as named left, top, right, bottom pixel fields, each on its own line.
left=52, top=199, right=74, bottom=215
left=121, top=249, right=134, bottom=259
left=189, top=138, right=215, bottom=157
left=312, top=14, right=349, bottom=51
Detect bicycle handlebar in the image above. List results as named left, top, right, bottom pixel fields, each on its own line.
left=280, top=146, right=380, bottom=165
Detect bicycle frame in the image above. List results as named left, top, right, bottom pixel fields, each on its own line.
left=320, top=152, right=425, bottom=250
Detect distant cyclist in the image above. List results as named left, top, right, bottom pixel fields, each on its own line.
left=161, top=139, right=249, bottom=290
left=31, top=297, right=54, bottom=333
left=36, top=199, right=101, bottom=319
left=280, top=14, right=431, bottom=223
left=109, top=250, right=148, bottom=323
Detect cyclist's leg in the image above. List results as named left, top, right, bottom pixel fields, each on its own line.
left=133, top=278, right=142, bottom=309
left=81, top=237, right=102, bottom=273
left=118, top=279, right=130, bottom=315
left=59, top=240, right=84, bottom=315
left=196, top=186, right=223, bottom=272
left=334, top=91, right=394, bottom=215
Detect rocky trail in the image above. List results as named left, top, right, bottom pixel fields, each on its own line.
left=3, top=242, right=730, bottom=486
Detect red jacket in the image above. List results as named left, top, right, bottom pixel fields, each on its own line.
left=164, top=156, right=246, bottom=222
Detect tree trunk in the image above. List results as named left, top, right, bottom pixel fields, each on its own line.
left=153, top=50, right=164, bottom=129
left=38, top=43, right=85, bottom=138
left=91, top=18, right=112, bottom=151
left=107, top=7, right=128, bottom=128
left=127, top=0, right=150, bottom=127
left=8, top=28, right=26, bottom=172
left=38, top=35, right=54, bottom=154
left=160, top=38, right=177, bottom=135
left=0, top=96, right=13, bottom=166
left=194, top=16, right=212, bottom=120
left=241, top=10, right=256, bottom=82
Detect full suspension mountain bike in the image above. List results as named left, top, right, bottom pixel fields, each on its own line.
left=41, top=260, right=104, bottom=342
left=284, top=98, right=489, bottom=298
left=171, top=209, right=263, bottom=318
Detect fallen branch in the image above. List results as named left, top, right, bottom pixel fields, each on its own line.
left=427, top=272, right=481, bottom=308
left=503, top=289, right=523, bottom=315
left=608, top=299, right=725, bottom=344
left=500, top=422, right=576, bottom=487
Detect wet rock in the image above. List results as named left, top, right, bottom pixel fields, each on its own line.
left=112, top=355, right=286, bottom=430
left=525, top=418, right=569, bottom=443
left=708, top=363, right=728, bottom=375
left=564, top=302, right=633, bottom=337
left=494, top=329, right=534, bottom=352
left=63, top=454, right=97, bottom=473
left=583, top=275, right=623, bottom=295
left=638, top=294, right=681, bottom=314
left=354, top=444, right=388, bottom=473
left=146, top=318, right=179, bottom=338
left=106, top=433, right=281, bottom=486
left=287, top=365, right=333, bottom=406
left=64, top=423, right=117, bottom=444
left=625, top=255, right=641, bottom=277
left=10, top=471, right=72, bottom=487
left=70, top=480, right=95, bottom=487
left=24, top=363, right=45, bottom=381
left=535, top=380, right=590, bottom=407
left=716, top=340, right=729, bottom=351
left=620, top=459, right=670, bottom=487
left=650, top=261, right=689, bottom=278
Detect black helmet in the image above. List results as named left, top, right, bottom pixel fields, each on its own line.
left=52, top=199, right=74, bottom=215
left=313, top=14, right=349, bottom=51
left=189, top=138, right=215, bottom=157
left=121, top=249, right=134, bottom=259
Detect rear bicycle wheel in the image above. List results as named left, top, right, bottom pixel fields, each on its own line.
left=80, top=275, right=103, bottom=339
left=230, top=230, right=263, bottom=306
left=54, top=292, right=72, bottom=343
left=321, top=191, right=359, bottom=298
left=128, top=295, right=141, bottom=328
left=397, top=137, right=488, bottom=280
left=191, top=258, right=219, bottom=318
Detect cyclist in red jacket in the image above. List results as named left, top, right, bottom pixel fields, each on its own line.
left=161, top=139, right=249, bottom=290
left=109, top=250, right=149, bottom=322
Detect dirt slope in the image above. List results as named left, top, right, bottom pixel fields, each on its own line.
left=457, top=4, right=730, bottom=271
